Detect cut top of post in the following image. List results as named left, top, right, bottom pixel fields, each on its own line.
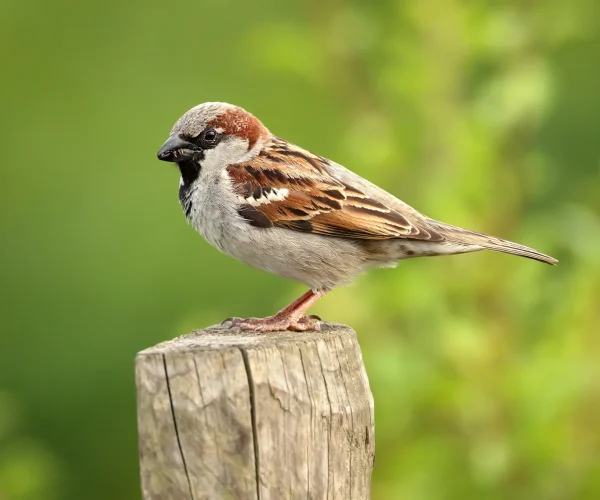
left=137, top=322, right=355, bottom=355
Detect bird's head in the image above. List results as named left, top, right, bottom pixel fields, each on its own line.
left=157, top=102, right=269, bottom=185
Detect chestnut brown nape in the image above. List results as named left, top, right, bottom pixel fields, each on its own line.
left=206, top=106, right=267, bottom=151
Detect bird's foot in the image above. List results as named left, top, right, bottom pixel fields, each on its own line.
left=222, top=314, right=321, bottom=332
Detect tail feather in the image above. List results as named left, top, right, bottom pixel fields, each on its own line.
left=431, top=221, right=558, bottom=265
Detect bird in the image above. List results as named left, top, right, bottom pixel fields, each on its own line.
left=157, top=102, right=557, bottom=332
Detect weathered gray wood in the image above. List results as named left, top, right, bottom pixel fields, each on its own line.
left=136, top=323, right=375, bottom=500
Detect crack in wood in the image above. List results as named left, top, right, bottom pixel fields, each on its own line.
left=240, top=347, right=261, bottom=500
left=298, top=347, right=312, bottom=500
left=315, top=340, right=333, bottom=500
left=162, top=354, right=195, bottom=500
left=191, top=354, right=232, bottom=494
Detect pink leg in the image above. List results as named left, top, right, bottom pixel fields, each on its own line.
left=223, top=289, right=329, bottom=332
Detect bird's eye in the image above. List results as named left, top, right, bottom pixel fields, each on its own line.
left=199, top=128, right=220, bottom=148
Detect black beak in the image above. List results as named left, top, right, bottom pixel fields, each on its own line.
left=157, top=135, right=200, bottom=162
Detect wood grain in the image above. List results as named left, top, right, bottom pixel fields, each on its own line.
left=136, top=323, right=374, bottom=500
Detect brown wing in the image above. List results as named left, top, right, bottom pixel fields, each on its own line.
left=228, top=139, right=442, bottom=241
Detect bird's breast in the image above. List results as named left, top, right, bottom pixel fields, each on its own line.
left=183, top=173, right=243, bottom=254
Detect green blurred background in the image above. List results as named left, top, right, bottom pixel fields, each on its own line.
left=1, top=0, right=599, bottom=499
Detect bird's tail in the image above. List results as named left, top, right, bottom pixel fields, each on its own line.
left=431, top=220, right=558, bottom=265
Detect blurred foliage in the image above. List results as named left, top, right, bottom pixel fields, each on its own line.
left=1, top=0, right=599, bottom=499
left=0, top=393, right=64, bottom=500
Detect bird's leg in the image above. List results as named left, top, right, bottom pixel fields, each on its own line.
left=271, top=289, right=325, bottom=321
left=222, top=289, right=329, bottom=332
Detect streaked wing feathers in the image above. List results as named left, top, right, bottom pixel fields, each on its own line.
left=228, top=139, right=443, bottom=241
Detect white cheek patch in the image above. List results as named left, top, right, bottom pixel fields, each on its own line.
left=202, top=138, right=249, bottom=173
left=238, top=187, right=289, bottom=206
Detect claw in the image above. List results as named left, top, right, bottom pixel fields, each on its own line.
left=304, top=314, right=322, bottom=322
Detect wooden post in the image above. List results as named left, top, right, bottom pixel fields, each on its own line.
left=135, top=323, right=375, bottom=500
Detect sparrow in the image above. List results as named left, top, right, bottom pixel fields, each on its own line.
left=157, top=102, right=557, bottom=332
